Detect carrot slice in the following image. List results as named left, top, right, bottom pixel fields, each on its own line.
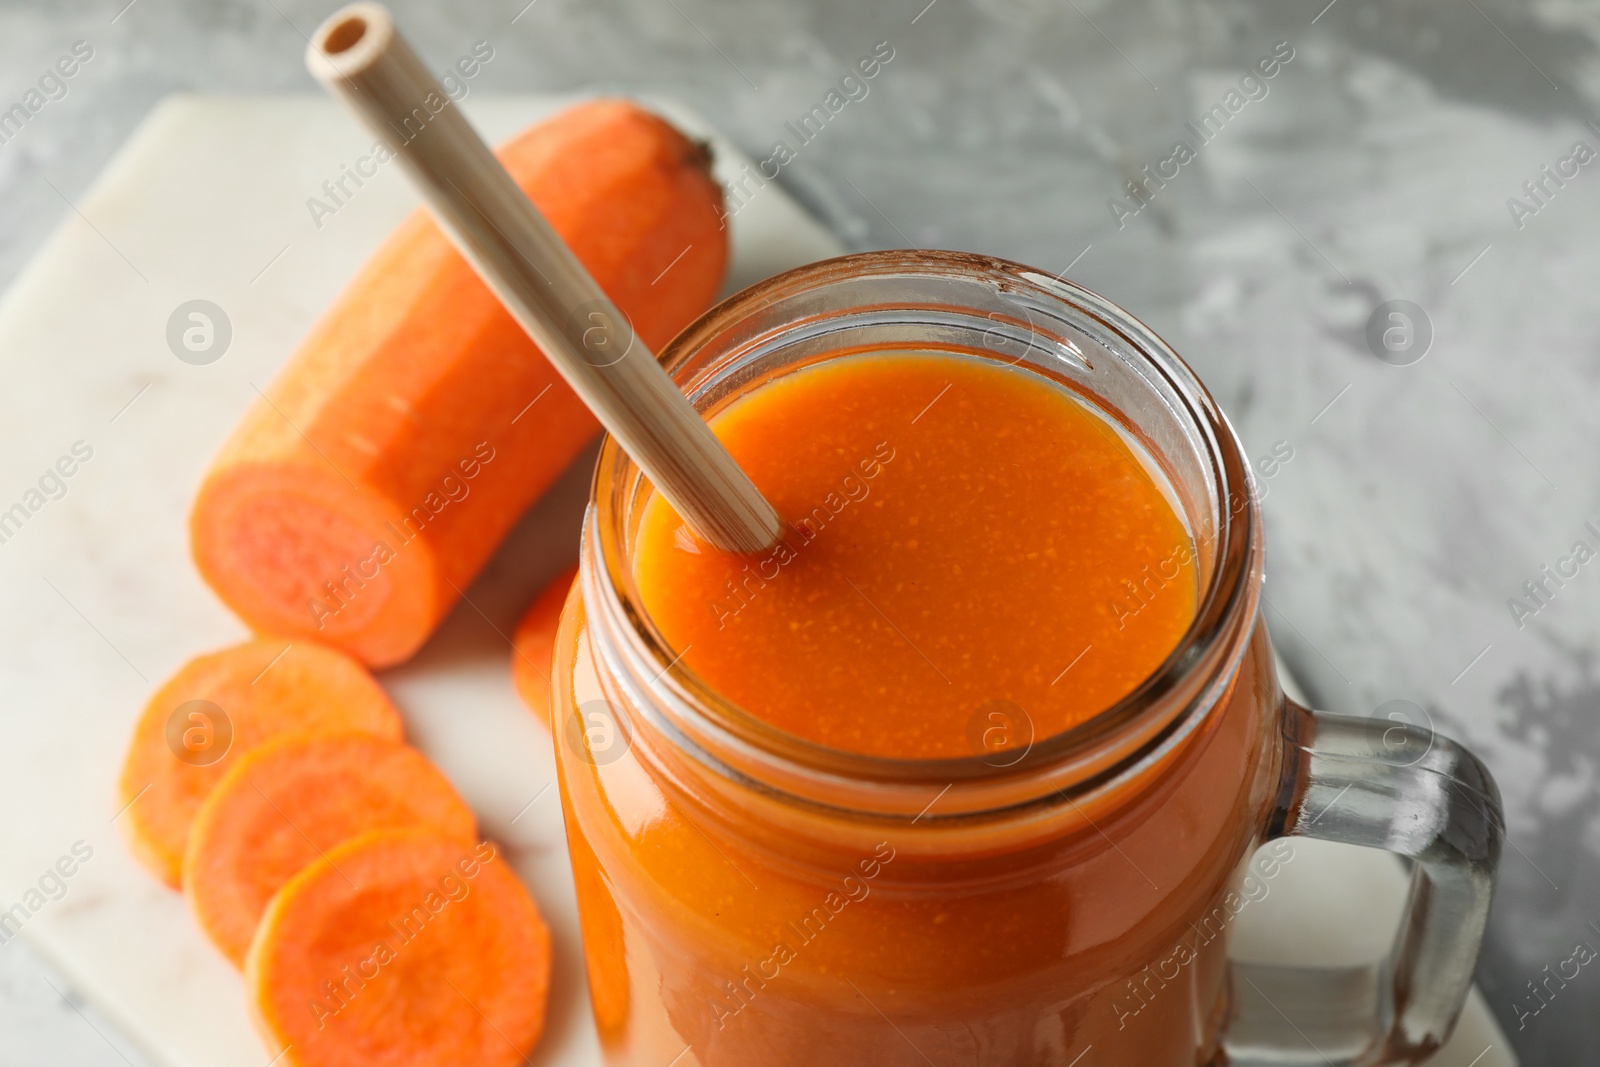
left=511, top=563, right=578, bottom=726
left=246, top=829, right=550, bottom=1067
left=191, top=100, right=728, bottom=668
left=117, top=639, right=403, bottom=888
left=184, top=734, right=475, bottom=966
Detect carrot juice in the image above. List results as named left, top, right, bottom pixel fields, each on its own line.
left=554, top=259, right=1285, bottom=1067
left=631, top=353, right=1199, bottom=760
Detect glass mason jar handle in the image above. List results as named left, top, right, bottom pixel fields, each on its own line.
left=1222, top=700, right=1504, bottom=1066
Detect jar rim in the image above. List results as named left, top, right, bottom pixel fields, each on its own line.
left=583, top=249, right=1263, bottom=818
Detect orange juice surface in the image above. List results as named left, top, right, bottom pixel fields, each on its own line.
left=634, top=353, right=1198, bottom=757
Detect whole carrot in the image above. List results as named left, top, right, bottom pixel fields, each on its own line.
left=191, top=100, right=727, bottom=667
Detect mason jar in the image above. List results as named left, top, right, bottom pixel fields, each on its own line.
left=551, top=251, right=1502, bottom=1067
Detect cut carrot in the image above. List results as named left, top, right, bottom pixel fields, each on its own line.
left=192, top=99, right=728, bottom=668
left=184, top=734, right=475, bottom=966
left=511, top=563, right=578, bottom=726
left=117, top=639, right=403, bottom=888
left=246, top=829, right=550, bottom=1067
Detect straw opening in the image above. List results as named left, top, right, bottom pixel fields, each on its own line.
left=323, top=17, right=368, bottom=54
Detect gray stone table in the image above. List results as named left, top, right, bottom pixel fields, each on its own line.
left=1, top=0, right=1596, bottom=1062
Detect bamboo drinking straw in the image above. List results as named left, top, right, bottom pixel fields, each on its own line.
left=305, top=2, right=782, bottom=553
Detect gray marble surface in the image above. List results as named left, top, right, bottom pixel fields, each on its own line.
left=1, top=0, right=1596, bottom=1063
